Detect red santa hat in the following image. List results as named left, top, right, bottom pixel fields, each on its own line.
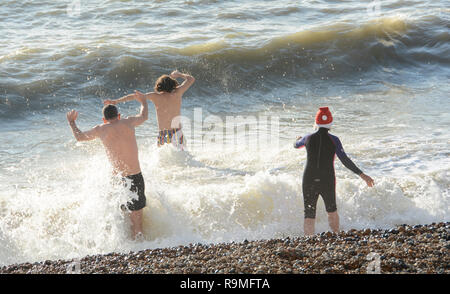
left=314, top=107, right=333, bottom=129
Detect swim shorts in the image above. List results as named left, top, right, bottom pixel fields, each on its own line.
left=157, top=128, right=185, bottom=150
left=121, top=172, right=146, bottom=211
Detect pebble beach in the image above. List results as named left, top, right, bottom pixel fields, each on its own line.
left=1, top=0, right=449, bottom=269
left=1, top=222, right=448, bottom=274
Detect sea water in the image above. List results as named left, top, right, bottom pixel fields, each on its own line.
left=0, top=0, right=449, bottom=266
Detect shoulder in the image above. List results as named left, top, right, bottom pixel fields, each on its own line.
left=145, top=92, right=159, bottom=101
left=92, top=124, right=103, bottom=131
left=172, top=87, right=186, bottom=96
left=84, top=124, right=104, bottom=138
left=327, top=133, right=341, bottom=144
left=327, top=133, right=346, bottom=154
left=300, top=133, right=312, bottom=142
left=301, top=133, right=315, bottom=142
left=121, top=116, right=136, bottom=124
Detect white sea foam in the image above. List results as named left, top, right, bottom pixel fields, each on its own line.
left=0, top=0, right=449, bottom=268
left=1, top=136, right=448, bottom=266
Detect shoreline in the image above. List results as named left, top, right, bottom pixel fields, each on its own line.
left=1, top=222, right=448, bottom=274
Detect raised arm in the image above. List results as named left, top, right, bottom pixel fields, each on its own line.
left=170, top=70, right=195, bottom=94
left=103, top=92, right=136, bottom=106
left=123, top=90, right=148, bottom=127
left=66, top=110, right=100, bottom=142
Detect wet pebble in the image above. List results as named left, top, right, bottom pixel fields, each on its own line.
left=1, top=222, right=448, bottom=274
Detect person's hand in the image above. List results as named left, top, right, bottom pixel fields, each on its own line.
left=103, top=99, right=116, bottom=105
left=134, top=90, right=146, bottom=103
left=170, top=70, right=182, bottom=79
left=296, top=136, right=302, bottom=141
left=360, top=173, right=375, bottom=187
left=66, top=110, right=78, bottom=123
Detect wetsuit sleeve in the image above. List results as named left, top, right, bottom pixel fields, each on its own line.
left=294, top=135, right=308, bottom=149
left=330, top=135, right=363, bottom=175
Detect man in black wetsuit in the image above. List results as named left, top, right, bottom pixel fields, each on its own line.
left=294, top=107, right=374, bottom=235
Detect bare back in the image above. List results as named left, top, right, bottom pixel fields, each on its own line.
left=97, top=120, right=141, bottom=176
left=147, top=72, right=195, bottom=131
left=152, top=91, right=183, bottom=130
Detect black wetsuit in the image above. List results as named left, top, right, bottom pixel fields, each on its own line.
left=294, top=128, right=363, bottom=218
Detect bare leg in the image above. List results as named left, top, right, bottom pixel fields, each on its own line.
left=328, top=211, right=339, bottom=233
left=130, top=209, right=143, bottom=240
left=304, top=218, right=315, bottom=235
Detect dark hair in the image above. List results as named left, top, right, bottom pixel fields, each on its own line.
left=103, top=104, right=118, bottom=120
left=154, top=75, right=179, bottom=93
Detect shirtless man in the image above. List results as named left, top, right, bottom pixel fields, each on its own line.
left=104, top=70, right=195, bottom=150
left=66, top=90, right=148, bottom=239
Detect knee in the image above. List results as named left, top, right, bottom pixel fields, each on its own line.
left=304, top=212, right=316, bottom=219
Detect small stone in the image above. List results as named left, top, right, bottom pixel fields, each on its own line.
left=389, top=228, right=399, bottom=234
